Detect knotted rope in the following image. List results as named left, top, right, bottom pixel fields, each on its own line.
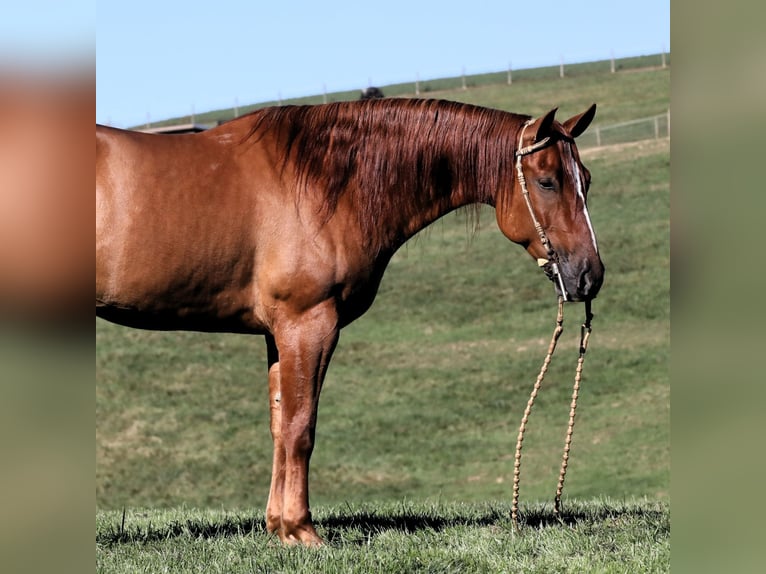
left=554, top=300, right=593, bottom=517
left=511, top=298, right=594, bottom=531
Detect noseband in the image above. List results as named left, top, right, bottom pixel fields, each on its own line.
left=514, top=119, right=569, bottom=301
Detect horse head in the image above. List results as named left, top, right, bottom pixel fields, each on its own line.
left=496, top=104, right=604, bottom=302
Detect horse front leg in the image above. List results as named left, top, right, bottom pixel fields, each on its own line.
left=266, top=303, right=339, bottom=546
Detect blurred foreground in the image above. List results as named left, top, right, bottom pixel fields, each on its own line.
left=0, top=68, right=92, bottom=574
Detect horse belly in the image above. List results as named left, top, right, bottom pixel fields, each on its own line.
left=97, top=212, right=262, bottom=331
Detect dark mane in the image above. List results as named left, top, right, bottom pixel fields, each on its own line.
left=244, top=99, right=528, bottom=253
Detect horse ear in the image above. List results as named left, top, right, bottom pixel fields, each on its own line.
left=533, top=108, right=558, bottom=142
left=563, top=103, right=597, bottom=138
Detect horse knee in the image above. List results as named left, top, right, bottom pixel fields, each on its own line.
left=284, top=423, right=315, bottom=458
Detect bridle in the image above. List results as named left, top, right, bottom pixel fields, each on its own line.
left=514, top=119, right=569, bottom=301
left=510, top=120, right=597, bottom=531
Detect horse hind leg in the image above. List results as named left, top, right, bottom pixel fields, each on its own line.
left=265, top=302, right=339, bottom=546
left=265, top=334, right=285, bottom=535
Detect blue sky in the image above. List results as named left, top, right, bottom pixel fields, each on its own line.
left=1, top=1, right=93, bottom=67
left=96, top=0, right=669, bottom=128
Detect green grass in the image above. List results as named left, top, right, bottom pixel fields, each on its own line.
left=97, top=499, right=669, bottom=573
left=98, top=62, right=669, bottom=569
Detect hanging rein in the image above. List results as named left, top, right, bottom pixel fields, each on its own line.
left=510, top=119, right=595, bottom=530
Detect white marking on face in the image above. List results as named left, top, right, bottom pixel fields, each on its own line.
left=565, top=143, right=599, bottom=254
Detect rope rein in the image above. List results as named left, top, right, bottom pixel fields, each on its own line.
left=511, top=299, right=594, bottom=531
left=510, top=117, right=596, bottom=531
left=554, top=299, right=593, bottom=516
left=511, top=296, right=564, bottom=528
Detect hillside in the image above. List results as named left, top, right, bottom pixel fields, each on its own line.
left=147, top=53, right=669, bottom=129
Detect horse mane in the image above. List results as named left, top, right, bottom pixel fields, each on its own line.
left=243, top=98, right=528, bottom=253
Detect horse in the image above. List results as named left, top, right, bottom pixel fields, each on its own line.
left=96, top=97, right=604, bottom=545
left=359, top=86, right=385, bottom=100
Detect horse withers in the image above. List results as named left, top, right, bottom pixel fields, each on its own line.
left=96, top=98, right=604, bottom=545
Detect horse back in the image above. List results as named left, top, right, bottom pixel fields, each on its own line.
left=96, top=125, right=274, bottom=332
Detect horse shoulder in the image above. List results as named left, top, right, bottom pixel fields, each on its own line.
left=251, top=202, right=388, bottom=331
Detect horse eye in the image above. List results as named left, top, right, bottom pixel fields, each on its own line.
left=537, top=178, right=556, bottom=191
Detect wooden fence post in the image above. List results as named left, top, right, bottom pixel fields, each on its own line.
left=667, top=109, right=671, bottom=136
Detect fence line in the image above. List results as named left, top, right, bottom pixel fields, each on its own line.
left=138, top=53, right=670, bottom=129
left=577, top=110, right=670, bottom=149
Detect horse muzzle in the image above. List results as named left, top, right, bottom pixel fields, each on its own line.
left=539, top=256, right=604, bottom=302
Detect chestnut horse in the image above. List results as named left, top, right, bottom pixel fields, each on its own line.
left=96, top=98, right=604, bottom=545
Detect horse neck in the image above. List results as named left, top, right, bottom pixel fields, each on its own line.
left=249, top=100, right=523, bottom=256
left=385, top=124, right=519, bottom=251
left=394, top=169, right=486, bottom=246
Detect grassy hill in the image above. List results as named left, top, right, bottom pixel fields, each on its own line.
left=147, top=53, right=669, bottom=129
left=98, top=58, right=670, bottom=569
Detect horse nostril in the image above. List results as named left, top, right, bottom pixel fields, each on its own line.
left=577, top=259, right=604, bottom=299
left=577, top=260, right=591, bottom=292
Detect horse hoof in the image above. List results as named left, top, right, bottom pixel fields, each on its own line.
left=279, top=525, right=324, bottom=547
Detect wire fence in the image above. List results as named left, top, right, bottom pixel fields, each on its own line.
left=143, top=53, right=670, bottom=129
left=577, top=111, right=670, bottom=149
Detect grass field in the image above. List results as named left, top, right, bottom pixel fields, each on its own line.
left=97, top=59, right=670, bottom=569
left=97, top=499, right=669, bottom=573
